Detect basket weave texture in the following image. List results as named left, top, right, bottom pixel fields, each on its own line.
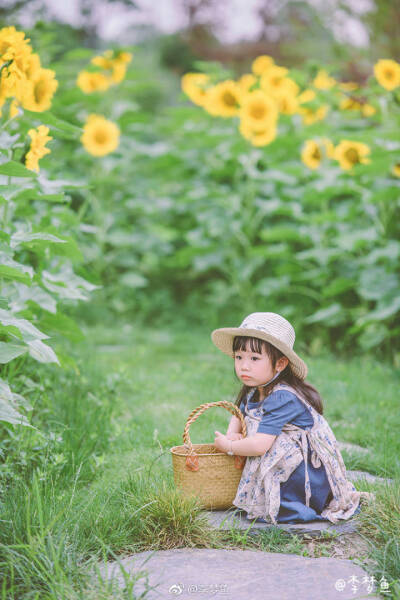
left=170, top=401, right=247, bottom=510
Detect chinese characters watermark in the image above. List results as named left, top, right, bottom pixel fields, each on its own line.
left=334, top=574, right=390, bottom=595
left=168, top=583, right=228, bottom=595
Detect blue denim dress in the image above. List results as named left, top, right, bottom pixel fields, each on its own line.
left=240, top=389, right=360, bottom=523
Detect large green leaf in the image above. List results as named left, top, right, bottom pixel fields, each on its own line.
left=0, top=308, right=49, bottom=341
left=38, top=311, right=84, bottom=343
left=27, top=339, right=60, bottom=364
left=0, top=378, right=31, bottom=426
left=22, top=110, right=82, bottom=138
left=0, top=265, right=32, bottom=285
left=10, top=231, right=67, bottom=249
left=359, top=268, right=399, bottom=301
left=304, top=303, right=345, bottom=326
left=0, top=342, right=27, bottom=363
left=0, top=161, right=35, bottom=178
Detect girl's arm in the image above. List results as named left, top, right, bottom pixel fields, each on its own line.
left=226, top=415, right=242, bottom=436
left=215, top=430, right=276, bottom=456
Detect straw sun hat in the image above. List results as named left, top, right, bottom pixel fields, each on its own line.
left=211, top=312, right=308, bottom=380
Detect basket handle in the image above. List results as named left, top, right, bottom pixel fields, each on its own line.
left=183, top=401, right=247, bottom=471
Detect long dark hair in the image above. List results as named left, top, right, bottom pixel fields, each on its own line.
left=233, top=335, right=323, bottom=415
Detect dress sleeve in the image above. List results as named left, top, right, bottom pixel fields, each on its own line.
left=256, top=390, right=305, bottom=435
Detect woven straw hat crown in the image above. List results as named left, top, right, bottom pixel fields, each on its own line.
left=211, top=312, right=307, bottom=380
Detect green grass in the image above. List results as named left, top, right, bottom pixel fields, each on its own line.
left=0, top=318, right=399, bottom=598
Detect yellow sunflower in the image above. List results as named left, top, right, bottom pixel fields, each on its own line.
left=299, top=104, right=329, bottom=125
left=9, top=98, right=20, bottom=118
left=25, top=125, right=52, bottom=172
left=339, top=81, right=358, bottom=92
left=77, top=70, right=112, bottom=93
left=251, top=55, right=275, bottom=76
left=339, top=95, right=377, bottom=117
left=91, top=50, right=114, bottom=70
left=204, top=80, right=242, bottom=117
left=322, top=138, right=335, bottom=159
left=333, top=140, right=371, bottom=171
left=0, top=26, right=33, bottom=100
left=237, top=74, right=257, bottom=94
left=260, top=66, right=289, bottom=96
left=270, top=78, right=299, bottom=114
left=361, top=103, right=376, bottom=117
left=181, top=72, right=210, bottom=107
left=301, top=140, right=323, bottom=169
left=23, top=52, right=41, bottom=80
left=276, top=93, right=298, bottom=115
left=91, top=49, right=132, bottom=84
left=297, top=89, right=316, bottom=104
left=81, top=114, right=120, bottom=157
left=339, top=96, right=362, bottom=111
left=22, top=67, right=58, bottom=112
left=391, top=163, right=400, bottom=177
left=373, top=59, right=400, bottom=91
left=239, top=90, right=278, bottom=129
left=313, top=69, right=336, bottom=90
left=110, top=51, right=132, bottom=83
left=239, top=119, right=277, bottom=147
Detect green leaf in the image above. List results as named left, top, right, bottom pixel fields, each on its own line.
left=23, top=110, right=82, bottom=137
left=13, top=188, right=68, bottom=204
left=120, top=272, right=148, bottom=288
left=27, top=339, right=60, bottom=364
left=0, top=342, right=27, bottom=363
left=0, top=309, right=49, bottom=342
left=38, top=311, right=84, bottom=343
left=358, top=324, right=388, bottom=350
left=0, top=378, right=31, bottom=426
left=10, top=231, right=67, bottom=249
left=359, top=268, right=399, bottom=301
left=304, top=303, right=345, bottom=326
left=0, top=265, right=32, bottom=285
left=260, top=226, right=309, bottom=243
left=0, top=161, right=35, bottom=178
left=323, top=278, right=354, bottom=297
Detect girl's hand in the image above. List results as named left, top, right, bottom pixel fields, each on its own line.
left=226, top=433, right=244, bottom=441
left=214, top=430, right=231, bottom=453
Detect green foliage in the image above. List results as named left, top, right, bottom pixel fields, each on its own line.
left=57, top=66, right=399, bottom=357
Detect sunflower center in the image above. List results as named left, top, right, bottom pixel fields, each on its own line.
left=0, top=42, right=10, bottom=55
left=94, top=130, right=108, bottom=144
left=34, top=80, right=47, bottom=103
left=271, top=76, right=282, bottom=86
left=250, top=103, right=267, bottom=119
left=222, top=91, right=236, bottom=107
left=312, top=147, right=321, bottom=160
left=384, top=69, right=394, bottom=80
left=344, top=148, right=360, bottom=164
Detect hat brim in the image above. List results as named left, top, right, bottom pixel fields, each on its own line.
left=211, top=327, right=308, bottom=380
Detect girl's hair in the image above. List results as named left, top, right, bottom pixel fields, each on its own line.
left=233, top=335, right=323, bottom=415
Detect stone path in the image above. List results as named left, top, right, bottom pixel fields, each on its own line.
left=98, top=468, right=390, bottom=599
left=202, top=507, right=360, bottom=537
left=98, top=548, right=380, bottom=599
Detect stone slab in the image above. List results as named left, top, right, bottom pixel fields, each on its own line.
left=202, top=508, right=359, bottom=538
left=98, top=548, right=380, bottom=600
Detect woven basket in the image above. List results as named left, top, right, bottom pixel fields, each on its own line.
left=170, top=401, right=247, bottom=510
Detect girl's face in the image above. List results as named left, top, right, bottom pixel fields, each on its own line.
left=234, top=342, right=277, bottom=388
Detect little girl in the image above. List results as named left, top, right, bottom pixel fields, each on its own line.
left=212, top=312, right=374, bottom=525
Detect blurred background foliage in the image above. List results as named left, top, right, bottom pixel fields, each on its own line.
left=0, top=0, right=399, bottom=365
